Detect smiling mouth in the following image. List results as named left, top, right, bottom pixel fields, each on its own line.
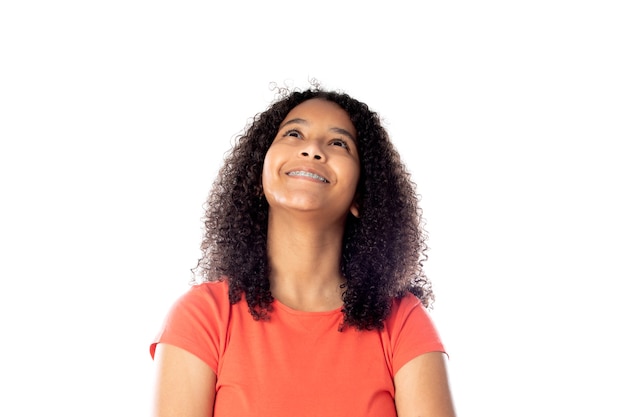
left=287, top=171, right=329, bottom=183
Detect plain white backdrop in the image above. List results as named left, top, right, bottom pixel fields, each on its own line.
left=1, top=1, right=624, bottom=416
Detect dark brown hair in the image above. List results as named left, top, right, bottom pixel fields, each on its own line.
left=193, top=85, right=433, bottom=330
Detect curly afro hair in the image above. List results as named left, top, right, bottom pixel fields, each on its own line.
left=193, top=85, right=433, bottom=331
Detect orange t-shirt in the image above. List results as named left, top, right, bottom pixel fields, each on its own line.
left=150, top=280, right=445, bottom=417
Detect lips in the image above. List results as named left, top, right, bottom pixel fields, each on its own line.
left=286, top=170, right=329, bottom=183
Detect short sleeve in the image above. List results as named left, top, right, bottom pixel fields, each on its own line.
left=149, top=281, right=231, bottom=374
left=386, top=294, right=446, bottom=375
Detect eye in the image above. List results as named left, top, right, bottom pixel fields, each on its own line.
left=283, top=129, right=303, bottom=139
left=330, top=138, right=349, bottom=149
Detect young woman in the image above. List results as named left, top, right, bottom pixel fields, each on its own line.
left=150, top=86, right=456, bottom=417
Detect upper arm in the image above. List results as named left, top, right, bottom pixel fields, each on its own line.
left=152, top=343, right=217, bottom=417
left=394, top=351, right=456, bottom=417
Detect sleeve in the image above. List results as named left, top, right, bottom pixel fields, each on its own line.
left=387, top=294, right=446, bottom=375
left=149, top=281, right=230, bottom=374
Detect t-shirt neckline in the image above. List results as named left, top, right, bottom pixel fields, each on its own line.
left=272, top=298, right=344, bottom=316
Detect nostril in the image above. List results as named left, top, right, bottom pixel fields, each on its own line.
left=301, top=151, right=309, bottom=157
left=314, top=155, right=322, bottom=160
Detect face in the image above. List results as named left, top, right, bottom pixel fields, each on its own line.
left=262, top=98, right=360, bottom=222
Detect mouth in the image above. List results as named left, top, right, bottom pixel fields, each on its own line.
left=287, top=170, right=329, bottom=183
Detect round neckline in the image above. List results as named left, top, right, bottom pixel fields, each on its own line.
left=272, top=298, right=344, bottom=316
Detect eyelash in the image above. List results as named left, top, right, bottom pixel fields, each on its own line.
left=330, top=139, right=349, bottom=149
left=283, top=129, right=350, bottom=150
left=285, top=129, right=302, bottom=138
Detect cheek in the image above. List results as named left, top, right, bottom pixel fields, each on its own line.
left=346, top=162, right=361, bottom=191
left=261, top=150, right=276, bottom=191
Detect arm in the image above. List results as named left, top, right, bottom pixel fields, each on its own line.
left=152, top=343, right=217, bottom=417
left=394, top=351, right=456, bottom=417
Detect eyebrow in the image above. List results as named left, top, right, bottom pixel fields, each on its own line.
left=279, top=118, right=357, bottom=143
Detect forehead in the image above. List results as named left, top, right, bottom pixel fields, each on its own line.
left=282, top=99, right=356, bottom=136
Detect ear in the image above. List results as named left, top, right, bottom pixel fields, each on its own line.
left=350, top=201, right=360, bottom=218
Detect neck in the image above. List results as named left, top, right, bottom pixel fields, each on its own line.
left=266, top=211, right=346, bottom=311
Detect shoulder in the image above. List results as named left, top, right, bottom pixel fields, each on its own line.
left=386, top=292, right=428, bottom=329
left=169, top=279, right=232, bottom=323
left=384, top=293, right=446, bottom=373
left=155, top=279, right=234, bottom=341
left=151, top=279, right=233, bottom=371
left=183, top=279, right=230, bottom=304
left=385, top=293, right=440, bottom=338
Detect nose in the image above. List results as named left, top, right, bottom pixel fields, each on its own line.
left=300, top=151, right=323, bottom=160
left=299, top=141, right=325, bottom=161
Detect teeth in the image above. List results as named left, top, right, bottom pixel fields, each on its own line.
left=288, top=171, right=328, bottom=183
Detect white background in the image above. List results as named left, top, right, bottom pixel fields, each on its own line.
left=1, top=1, right=624, bottom=416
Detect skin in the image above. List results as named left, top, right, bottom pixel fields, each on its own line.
left=152, top=344, right=216, bottom=417
left=262, top=99, right=360, bottom=311
left=152, top=99, right=456, bottom=417
left=395, top=352, right=457, bottom=417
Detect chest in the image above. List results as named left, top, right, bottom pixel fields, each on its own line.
left=213, top=309, right=398, bottom=417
